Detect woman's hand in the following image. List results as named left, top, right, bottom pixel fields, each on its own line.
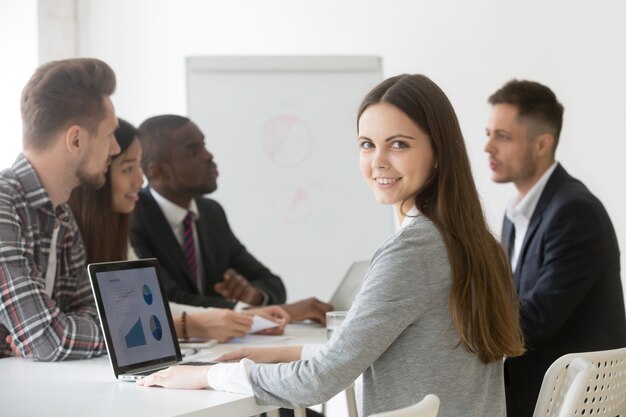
left=244, top=305, right=290, bottom=335
left=216, top=346, right=303, bottom=363
left=136, top=365, right=211, bottom=389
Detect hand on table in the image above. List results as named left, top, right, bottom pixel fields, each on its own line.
left=282, top=298, right=333, bottom=325
left=214, top=268, right=264, bottom=305
left=136, top=365, right=210, bottom=389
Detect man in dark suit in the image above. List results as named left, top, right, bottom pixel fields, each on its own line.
left=485, top=79, right=626, bottom=417
left=131, top=115, right=333, bottom=323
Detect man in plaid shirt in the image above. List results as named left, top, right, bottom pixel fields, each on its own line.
left=0, top=58, right=121, bottom=361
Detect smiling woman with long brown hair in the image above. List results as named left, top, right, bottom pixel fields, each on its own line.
left=137, top=75, right=524, bottom=417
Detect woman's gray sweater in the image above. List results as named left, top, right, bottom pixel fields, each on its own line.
left=249, top=214, right=505, bottom=417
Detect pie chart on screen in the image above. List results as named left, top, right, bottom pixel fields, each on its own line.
left=142, top=284, right=153, bottom=305
left=150, top=315, right=162, bottom=341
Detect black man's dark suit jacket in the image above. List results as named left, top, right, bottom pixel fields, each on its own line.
left=501, top=164, right=626, bottom=417
left=131, top=188, right=286, bottom=309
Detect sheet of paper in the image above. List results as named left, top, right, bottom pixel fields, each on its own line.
left=249, top=315, right=279, bottom=334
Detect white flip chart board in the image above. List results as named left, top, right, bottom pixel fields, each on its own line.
left=186, top=56, right=394, bottom=302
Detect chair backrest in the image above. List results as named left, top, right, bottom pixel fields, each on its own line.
left=533, top=347, right=626, bottom=417
left=368, top=394, right=440, bottom=417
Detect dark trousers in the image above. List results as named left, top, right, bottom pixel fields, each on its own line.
left=504, top=357, right=544, bottom=417
left=263, top=408, right=324, bottom=417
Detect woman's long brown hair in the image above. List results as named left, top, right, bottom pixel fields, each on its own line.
left=68, top=118, right=136, bottom=263
left=358, top=75, right=524, bottom=363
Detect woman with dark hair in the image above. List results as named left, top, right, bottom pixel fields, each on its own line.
left=69, top=118, right=138, bottom=263
left=137, top=75, right=524, bottom=417
left=68, top=118, right=289, bottom=342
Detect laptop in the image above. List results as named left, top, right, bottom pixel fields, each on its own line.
left=329, top=260, right=369, bottom=311
left=88, top=258, right=214, bottom=381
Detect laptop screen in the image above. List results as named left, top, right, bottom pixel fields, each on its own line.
left=329, top=260, right=369, bottom=311
left=89, top=260, right=180, bottom=371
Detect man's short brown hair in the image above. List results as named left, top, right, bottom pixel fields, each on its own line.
left=488, top=79, right=564, bottom=148
left=20, top=58, right=116, bottom=150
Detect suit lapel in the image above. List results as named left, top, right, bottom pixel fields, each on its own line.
left=194, top=200, right=217, bottom=288
left=140, top=188, right=198, bottom=290
left=502, top=216, right=515, bottom=260
left=501, top=216, right=520, bottom=288
left=514, top=164, right=568, bottom=278
left=514, top=214, right=542, bottom=279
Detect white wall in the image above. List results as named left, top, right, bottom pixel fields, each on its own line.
left=6, top=0, right=626, bottom=300
left=0, top=0, right=38, bottom=169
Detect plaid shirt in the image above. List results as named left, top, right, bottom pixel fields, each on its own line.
left=0, top=154, right=105, bottom=361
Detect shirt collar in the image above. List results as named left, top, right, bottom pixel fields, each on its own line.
left=13, top=153, right=54, bottom=210
left=13, top=153, right=72, bottom=224
left=506, top=161, right=558, bottom=222
left=400, top=206, right=420, bottom=229
left=149, top=188, right=199, bottom=227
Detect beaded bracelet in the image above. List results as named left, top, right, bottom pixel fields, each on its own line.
left=181, top=311, right=188, bottom=340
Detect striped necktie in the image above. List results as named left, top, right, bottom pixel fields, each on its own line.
left=182, top=211, right=199, bottom=290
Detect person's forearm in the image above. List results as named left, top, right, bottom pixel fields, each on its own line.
left=169, top=302, right=213, bottom=316
left=272, top=346, right=303, bottom=362
left=172, top=315, right=184, bottom=339
left=172, top=313, right=203, bottom=339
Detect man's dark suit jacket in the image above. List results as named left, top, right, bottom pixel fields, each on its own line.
left=501, top=164, right=626, bottom=417
left=130, top=188, right=286, bottom=309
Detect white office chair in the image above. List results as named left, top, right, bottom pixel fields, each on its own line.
left=532, top=346, right=626, bottom=417
left=265, top=409, right=306, bottom=417
left=318, top=381, right=358, bottom=417
left=368, top=394, right=440, bottom=417
left=266, top=382, right=358, bottom=417
left=300, top=383, right=358, bottom=417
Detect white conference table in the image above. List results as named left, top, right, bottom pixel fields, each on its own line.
left=0, top=322, right=326, bottom=417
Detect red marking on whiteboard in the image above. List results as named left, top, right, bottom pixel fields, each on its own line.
left=262, top=115, right=312, bottom=167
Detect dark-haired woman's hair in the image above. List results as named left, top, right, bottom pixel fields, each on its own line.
left=68, top=118, right=137, bottom=263
left=358, top=74, right=525, bottom=363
